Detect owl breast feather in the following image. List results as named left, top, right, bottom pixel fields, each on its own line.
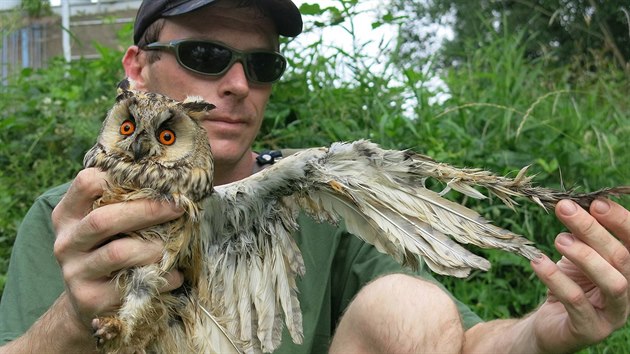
left=84, top=144, right=213, bottom=203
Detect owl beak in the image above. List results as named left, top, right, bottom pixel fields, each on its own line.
left=132, top=135, right=150, bottom=161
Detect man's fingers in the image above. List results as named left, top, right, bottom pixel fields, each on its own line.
left=556, top=200, right=630, bottom=274
left=76, top=199, right=183, bottom=247
left=50, top=168, right=188, bottom=326
left=77, top=239, right=164, bottom=279
left=554, top=234, right=628, bottom=317
left=531, top=254, right=598, bottom=330
left=56, top=199, right=183, bottom=253
left=63, top=238, right=183, bottom=315
left=590, top=199, right=630, bottom=247
left=160, top=270, right=185, bottom=292
left=52, top=168, right=108, bottom=226
left=557, top=199, right=630, bottom=305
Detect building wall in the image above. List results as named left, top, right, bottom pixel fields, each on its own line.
left=1, top=1, right=141, bottom=83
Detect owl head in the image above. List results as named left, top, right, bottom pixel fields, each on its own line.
left=84, top=83, right=216, bottom=201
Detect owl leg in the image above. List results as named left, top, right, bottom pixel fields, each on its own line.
left=93, top=265, right=168, bottom=353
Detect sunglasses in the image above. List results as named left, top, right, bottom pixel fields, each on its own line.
left=143, top=39, right=287, bottom=84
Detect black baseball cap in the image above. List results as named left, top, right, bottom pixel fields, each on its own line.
left=133, top=0, right=303, bottom=44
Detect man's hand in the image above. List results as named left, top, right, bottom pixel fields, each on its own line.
left=51, top=168, right=184, bottom=334
left=529, top=198, right=630, bottom=353
left=463, top=198, right=629, bottom=354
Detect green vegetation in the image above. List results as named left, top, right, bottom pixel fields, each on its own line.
left=20, top=0, right=52, bottom=18
left=392, top=0, right=630, bottom=72
left=1, top=2, right=628, bottom=352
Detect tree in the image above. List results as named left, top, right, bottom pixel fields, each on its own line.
left=391, top=0, right=630, bottom=72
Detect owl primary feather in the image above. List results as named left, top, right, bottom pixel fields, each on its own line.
left=84, top=86, right=629, bottom=353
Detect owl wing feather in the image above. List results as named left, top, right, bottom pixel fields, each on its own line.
left=199, top=139, right=629, bottom=353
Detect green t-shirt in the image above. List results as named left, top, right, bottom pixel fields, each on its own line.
left=0, top=182, right=482, bottom=352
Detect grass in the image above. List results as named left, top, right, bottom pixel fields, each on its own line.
left=1, top=15, right=628, bottom=352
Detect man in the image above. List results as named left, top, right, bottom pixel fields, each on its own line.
left=1, top=0, right=629, bottom=353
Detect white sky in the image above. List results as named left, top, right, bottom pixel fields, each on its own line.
left=290, top=0, right=452, bottom=106
left=291, top=0, right=397, bottom=70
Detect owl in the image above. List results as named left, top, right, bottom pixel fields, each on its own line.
left=84, top=83, right=629, bottom=354
left=83, top=82, right=216, bottom=353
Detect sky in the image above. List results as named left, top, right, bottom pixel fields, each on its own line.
left=290, top=0, right=453, bottom=106
left=291, top=0, right=398, bottom=69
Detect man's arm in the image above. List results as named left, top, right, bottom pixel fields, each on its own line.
left=0, top=294, right=97, bottom=354
left=464, top=199, right=630, bottom=353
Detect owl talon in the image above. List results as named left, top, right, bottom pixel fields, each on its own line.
left=93, top=316, right=124, bottom=349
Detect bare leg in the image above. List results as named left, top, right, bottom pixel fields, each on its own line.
left=330, top=274, right=464, bottom=354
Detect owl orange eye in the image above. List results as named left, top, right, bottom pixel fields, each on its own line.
left=120, top=120, right=135, bottom=135
left=158, top=129, right=176, bottom=145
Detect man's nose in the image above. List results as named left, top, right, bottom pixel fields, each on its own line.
left=218, top=61, right=250, bottom=98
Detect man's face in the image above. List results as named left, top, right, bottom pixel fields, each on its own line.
left=135, top=4, right=279, bottom=176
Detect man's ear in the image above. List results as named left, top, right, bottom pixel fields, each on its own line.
left=122, top=45, right=148, bottom=91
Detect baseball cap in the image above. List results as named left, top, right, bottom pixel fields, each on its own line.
left=133, top=0, right=303, bottom=44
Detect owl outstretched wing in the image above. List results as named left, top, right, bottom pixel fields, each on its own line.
left=198, top=139, right=629, bottom=353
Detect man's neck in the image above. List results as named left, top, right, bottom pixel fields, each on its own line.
left=213, top=151, right=258, bottom=186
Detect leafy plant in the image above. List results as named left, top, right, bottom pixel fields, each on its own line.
left=20, top=0, right=51, bottom=18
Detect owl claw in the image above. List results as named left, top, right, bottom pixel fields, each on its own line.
left=93, top=316, right=124, bottom=349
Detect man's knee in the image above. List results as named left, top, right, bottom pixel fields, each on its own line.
left=331, top=274, right=464, bottom=353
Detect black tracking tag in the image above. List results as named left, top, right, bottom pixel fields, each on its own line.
left=256, top=150, right=283, bottom=166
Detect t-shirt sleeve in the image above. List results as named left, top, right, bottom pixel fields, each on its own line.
left=0, top=184, right=68, bottom=345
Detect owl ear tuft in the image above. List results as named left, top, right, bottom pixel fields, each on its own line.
left=115, top=78, right=136, bottom=102
left=117, top=77, right=138, bottom=91
left=180, top=96, right=216, bottom=117
left=117, top=78, right=131, bottom=92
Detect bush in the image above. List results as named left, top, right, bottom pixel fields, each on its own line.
left=0, top=43, right=125, bottom=291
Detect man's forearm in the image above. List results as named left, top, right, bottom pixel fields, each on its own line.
left=463, top=316, right=542, bottom=354
left=0, top=292, right=97, bottom=354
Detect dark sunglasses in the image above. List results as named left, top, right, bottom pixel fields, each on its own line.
left=143, top=39, right=287, bottom=84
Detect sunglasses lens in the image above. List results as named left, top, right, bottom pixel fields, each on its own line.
left=177, top=41, right=232, bottom=74
left=153, top=41, right=287, bottom=83
left=246, top=52, right=287, bottom=83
